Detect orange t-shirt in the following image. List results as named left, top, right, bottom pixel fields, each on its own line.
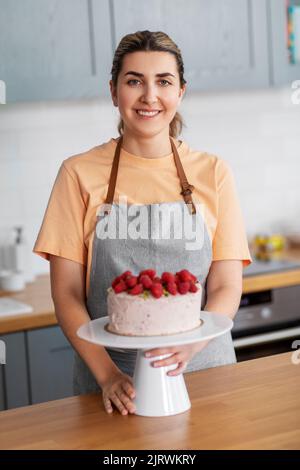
left=33, top=137, right=252, bottom=296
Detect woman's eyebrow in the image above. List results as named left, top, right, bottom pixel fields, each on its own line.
left=124, top=71, right=175, bottom=78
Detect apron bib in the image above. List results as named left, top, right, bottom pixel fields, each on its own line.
left=73, top=136, right=236, bottom=395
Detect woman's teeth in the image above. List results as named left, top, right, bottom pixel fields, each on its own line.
left=136, top=110, right=161, bottom=117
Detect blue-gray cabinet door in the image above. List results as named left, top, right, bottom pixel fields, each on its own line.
left=0, top=365, right=5, bottom=411
left=112, top=0, right=270, bottom=91
left=0, top=0, right=113, bottom=102
left=0, top=332, right=30, bottom=409
left=268, top=0, right=300, bottom=86
left=27, top=326, right=74, bottom=404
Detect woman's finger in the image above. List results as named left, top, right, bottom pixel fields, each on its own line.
left=118, top=389, right=136, bottom=414
left=151, top=353, right=181, bottom=368
left=110, top=392, right=128, bottom=415
left=167, top=361, right=188, bottom=376
left=122, top=381, right=136, bottom=400
left=144, top=347, right=175, bottom=358
left=103, top=396, right=113, bottom=414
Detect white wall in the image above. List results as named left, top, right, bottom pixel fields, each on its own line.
left=0, top=86, right=299, bottom=276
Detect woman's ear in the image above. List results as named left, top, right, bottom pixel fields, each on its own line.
left=109, top=80, right=118, bottom=107
left=178, top=84, right=186, bottom=102
left=181, top=84, right=186, bottom=95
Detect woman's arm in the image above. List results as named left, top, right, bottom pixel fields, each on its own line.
left=49, top=255, right=121, bottom=387
left=204, top=259, right=243, bottom=319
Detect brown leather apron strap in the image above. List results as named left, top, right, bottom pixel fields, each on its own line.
left=170, top=137, right=197, bottom=215
left=103, top=135, right=196, bottom=216
left=103, top=136, right=123, bottom=215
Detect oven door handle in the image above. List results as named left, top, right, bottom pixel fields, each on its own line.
left=233, top=326, right=300, bottom=348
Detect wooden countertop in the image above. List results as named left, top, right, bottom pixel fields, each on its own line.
left=0, top=275, right=56, bottom=334
left=0, top=352, right=299, bottom=450
left=1, top=248, right=300, bottom=334
left=243, top=247, right=300, bottom=293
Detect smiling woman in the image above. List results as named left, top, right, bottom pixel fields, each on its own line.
left=33, top=30, right=252, bottom=417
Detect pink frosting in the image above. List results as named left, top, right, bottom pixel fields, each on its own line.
left=107, top=283, right=202, bottom=336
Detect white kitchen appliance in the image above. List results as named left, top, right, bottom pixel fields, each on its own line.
left=77, top=312, right=233, bottom=417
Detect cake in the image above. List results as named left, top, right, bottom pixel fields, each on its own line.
left=107, top=269, right=202, bottom=336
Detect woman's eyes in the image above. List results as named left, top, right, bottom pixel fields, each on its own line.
left=127, top=79, right=171, bottom=86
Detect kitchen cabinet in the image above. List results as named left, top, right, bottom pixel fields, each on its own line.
left=112, top=0, right=270, bottom=91
left=0, top=326, right=74, bottom=410
left=268, top=0, right=300, bottom=86
left=27, top=326, right=74, bottom=404
left=0, top=0, right=113, bottom=102
left=0, top=332, right=30, bottom=409
left=0, top=0, right=296, bottom=102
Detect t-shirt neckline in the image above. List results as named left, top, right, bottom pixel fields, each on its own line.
left=108, top=137, right=189, bottom=168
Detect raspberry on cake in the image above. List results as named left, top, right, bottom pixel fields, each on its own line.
left=107, top=269, right=202, bottom=336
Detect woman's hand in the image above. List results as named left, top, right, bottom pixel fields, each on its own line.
left=144, top=340, right=210, bottom=376
left=101, top=370, right=137, bottom=415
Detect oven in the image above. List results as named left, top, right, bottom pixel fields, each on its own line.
left=232, top=259, right=300, bottom=362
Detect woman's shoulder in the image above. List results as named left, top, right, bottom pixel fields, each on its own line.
left=183, top=143, right=235, bottom=193
left=185, top=143, right=230, bottom=173
left=61, top=138, right=116, bottom=177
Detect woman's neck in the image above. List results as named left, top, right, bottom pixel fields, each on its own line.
left=119, top=132, right=180, bottom=159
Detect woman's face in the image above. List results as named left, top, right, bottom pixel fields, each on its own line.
left=110, top=51, right=186, bottom=137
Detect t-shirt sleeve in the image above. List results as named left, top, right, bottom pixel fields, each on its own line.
left=212, top=159, right=252, bottom=267
left=33, top=162, right=87, bottom=265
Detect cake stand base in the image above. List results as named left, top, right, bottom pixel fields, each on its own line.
left=133, top=350, right=190, bottom=417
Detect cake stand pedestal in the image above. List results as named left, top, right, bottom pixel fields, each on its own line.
left=77, top=311, right=233, bottom=417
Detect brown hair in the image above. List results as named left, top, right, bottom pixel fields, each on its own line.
left=110, top=30, right=187, bottom=138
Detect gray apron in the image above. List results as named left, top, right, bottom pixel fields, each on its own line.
left=73, top=136, right=236, bottom=395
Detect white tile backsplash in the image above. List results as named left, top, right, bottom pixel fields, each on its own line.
left=0, top=86, right=299, bottom=276
left=0, top=130, right=20, bottom=160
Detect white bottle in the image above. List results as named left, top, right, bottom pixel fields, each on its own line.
left=9, top=227, right=35, bottom=283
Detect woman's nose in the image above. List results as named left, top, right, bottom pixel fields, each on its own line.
left=141, top=85, right=159, bottom=104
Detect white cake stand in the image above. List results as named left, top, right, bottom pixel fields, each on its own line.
left=77, top=311, right=233, bottom=417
